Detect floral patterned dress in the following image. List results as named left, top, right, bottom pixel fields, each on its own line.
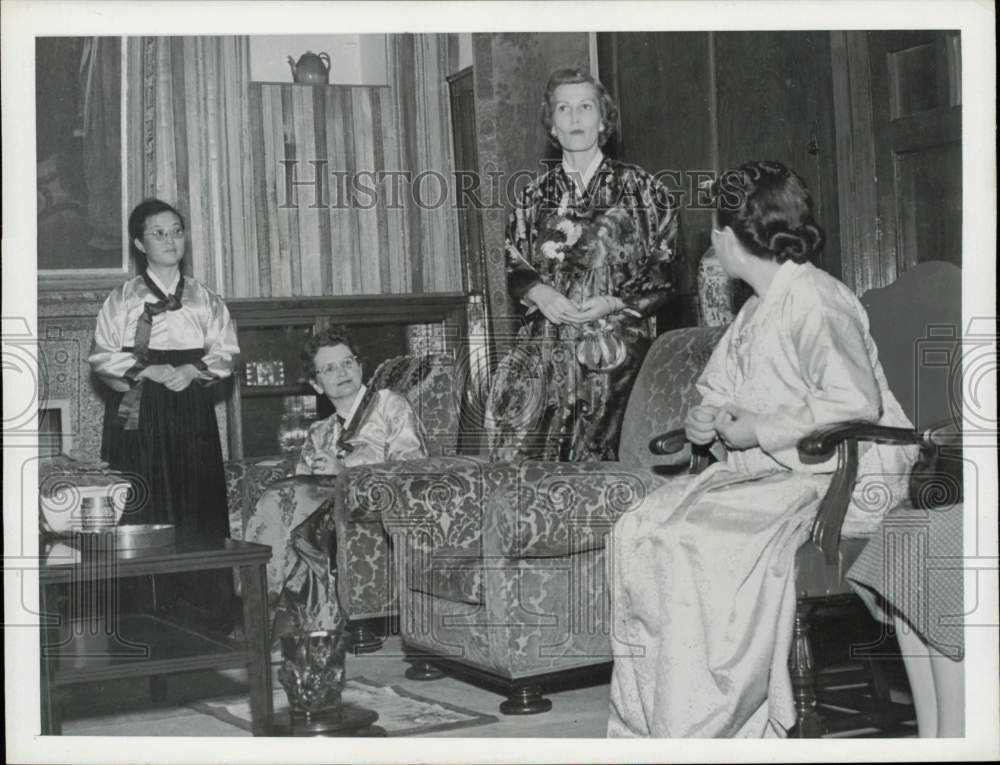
left=487, top=158, right=678, bottom=461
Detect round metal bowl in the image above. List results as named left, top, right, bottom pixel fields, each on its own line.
left=70, top=523, right=176, bottom=551
left=113, top=523, right=175, bottom=549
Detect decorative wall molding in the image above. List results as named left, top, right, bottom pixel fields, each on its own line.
left=37, top=291, right=108, bottom=318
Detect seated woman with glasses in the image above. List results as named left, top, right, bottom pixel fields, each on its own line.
left=243, top=328, right=428, bottom=636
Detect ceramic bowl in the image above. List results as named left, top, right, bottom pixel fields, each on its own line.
left=39, top=481, right=130, bottom=535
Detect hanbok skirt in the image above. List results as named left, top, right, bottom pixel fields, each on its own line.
left=101, top=347, right=235, bottom=624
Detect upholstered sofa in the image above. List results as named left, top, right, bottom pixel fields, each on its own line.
left=344, top=325, right=728, bottom=712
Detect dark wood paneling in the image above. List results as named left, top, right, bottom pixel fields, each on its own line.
left=599, top=32, right=715, bottom=328
left=714, top=32, right=841, bottom=280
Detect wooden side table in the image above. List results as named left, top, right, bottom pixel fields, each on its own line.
left=39, top=537, right=273, bottom=736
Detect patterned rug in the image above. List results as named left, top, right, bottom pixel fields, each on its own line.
left=188, top=676, right=498, bottom=737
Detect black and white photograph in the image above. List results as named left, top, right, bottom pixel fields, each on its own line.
left=3, top=1, right=997, bottom=763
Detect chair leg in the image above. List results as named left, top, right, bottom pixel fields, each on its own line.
left=350, top=621, right=384, bottom=654
left=789, top=601, right=823, bottom=737
left=405, top=659, right=445, bottom=681
left=499, top=683, right=553, bottom=715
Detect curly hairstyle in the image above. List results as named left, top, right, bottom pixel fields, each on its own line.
left=713, top=160, right=826, bottom=264
left=127, top=198, right=186, bottom=272
left=301, top=327, right=360, bottom=380
left=539, top=67, right=619, bottom=149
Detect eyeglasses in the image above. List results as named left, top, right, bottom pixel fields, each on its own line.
left=315, top=356, right=359, bottom=376
left=144, top=227, right=186, bottom=242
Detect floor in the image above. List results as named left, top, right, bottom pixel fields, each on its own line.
left=58, top=633, right=915, bottom=739
left=59, top=636, right=609, bottom=738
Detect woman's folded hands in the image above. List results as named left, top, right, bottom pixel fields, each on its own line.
left=685, top=404, right=761, bottom=451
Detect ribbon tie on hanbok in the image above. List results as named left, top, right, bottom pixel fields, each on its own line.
left=333, top=385, right=378, bottom=457
left=118, top=273, right=186, bottom=431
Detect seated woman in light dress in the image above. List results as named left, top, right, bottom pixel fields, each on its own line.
left=242, top=329, right=427, bottom=634
left=607, top=160, right=919, bottom=738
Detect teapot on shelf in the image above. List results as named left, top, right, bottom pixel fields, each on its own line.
left=288, top=51, right=331, bottom=84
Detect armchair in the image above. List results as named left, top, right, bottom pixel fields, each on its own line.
left=363, top=325, right=727, bottom=713
left=789, top=260, right=964, bottom=736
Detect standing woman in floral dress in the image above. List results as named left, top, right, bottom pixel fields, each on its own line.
left=487, top=67, right=679, bottom=462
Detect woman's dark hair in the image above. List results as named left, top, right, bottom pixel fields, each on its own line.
left=301, top=327, right=360, bottom=380
left=713, top=160, right=826, bottom=264
left=127, top=198, right=186, bottom=271
left=540, top=67, right=619, bottom=149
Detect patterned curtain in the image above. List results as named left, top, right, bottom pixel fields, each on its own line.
left=385, top=34, right=462, bottom=292
left=133, top=36, right=257, bottom=296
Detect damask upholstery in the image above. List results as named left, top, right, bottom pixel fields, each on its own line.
left=225, top=455, right=298, bottom=544
left=361, top=326, right=728, bottom=703
left=617, top=324, right=728, bottom=469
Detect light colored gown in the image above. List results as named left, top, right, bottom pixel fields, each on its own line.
left=607, top=260, right=918, bottom=738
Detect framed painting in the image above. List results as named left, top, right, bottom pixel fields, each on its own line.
left=36, top=36, right=130, bottom=289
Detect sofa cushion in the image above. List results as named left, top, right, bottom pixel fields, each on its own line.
left=619, top=325, right=728, bottom=469
left=489, top=462, right=663, bottom=558
left=408, top=547, right=484, bottom=605
left=338, top=456, right=491, bottom=616
left=225, top=454, right=297, bottom=540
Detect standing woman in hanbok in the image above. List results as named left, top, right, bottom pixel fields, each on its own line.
left=607, top=161, right=919, bottom=737
left=486, top=67, right=679, bottom=462
left=89, top=198, right=240, bottom=622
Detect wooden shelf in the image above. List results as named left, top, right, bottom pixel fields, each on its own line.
left=46, top=613, right=246, bottom=685
left=225, top=293, right=471, bottom=460
left=240, top=383, right=314, bottom=398
left=227, top=292, right=468, bottom=326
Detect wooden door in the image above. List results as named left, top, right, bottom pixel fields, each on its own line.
left=870, top=31, right=963, bottom=278
left=598, top=31, right=841, bottom=325
left=833, top=30, right=962, bottom=293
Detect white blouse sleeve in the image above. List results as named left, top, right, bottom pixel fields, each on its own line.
left=695, top=321, right=739, bottom=409
left=194, top=291, right=239, bottom=381
left=88, top=286, right=142, bottom=389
